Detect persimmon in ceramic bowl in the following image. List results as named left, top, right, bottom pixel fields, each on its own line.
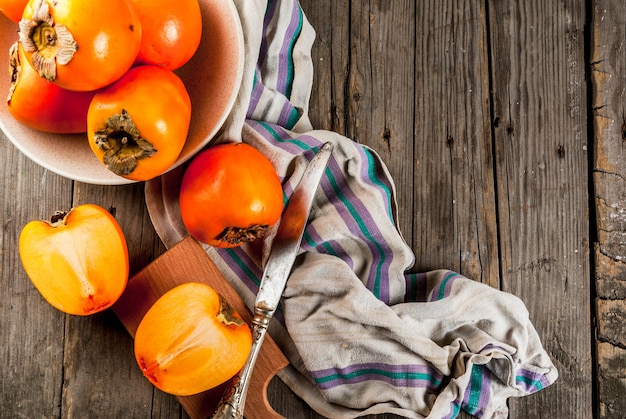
left=0, top=0, right=244, bottom=185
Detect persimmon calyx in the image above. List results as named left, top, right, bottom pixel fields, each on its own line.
left=7, top=42, right=19, bottom=103
left=93, top=109, right=157, bottom=176
left=18, top=0, right=78, bottom=81
left=216, top=295, right=245, bottom=327
left=217, top=224, right=269, bottom=246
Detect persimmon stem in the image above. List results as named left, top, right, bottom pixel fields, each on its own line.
left=216, top=295, right=244, bottom=327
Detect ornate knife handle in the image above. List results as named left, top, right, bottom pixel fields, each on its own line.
left=210, top=306, right=273, bottom=419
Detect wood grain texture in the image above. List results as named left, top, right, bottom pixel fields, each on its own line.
left=1, top=0, right=623, bottom=418
left=0, top=135, right=72, bottom=417
left=591, top=1, right=626, bottom=417
left=488, top=0, right=592, bottom=417
left=412, top=0, right=500, bottom=289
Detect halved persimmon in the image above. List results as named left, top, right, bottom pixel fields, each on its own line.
left=134, top=282, right=252, bottom=396
left=19, top=204, right=129, bottom=316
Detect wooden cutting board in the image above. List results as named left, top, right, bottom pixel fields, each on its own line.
left=112, top=236, right=289, bottom=419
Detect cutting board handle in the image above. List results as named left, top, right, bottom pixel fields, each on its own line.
left=113, top=236, right=289, bottom=419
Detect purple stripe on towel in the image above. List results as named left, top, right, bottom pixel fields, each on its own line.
left=258, top=0, right=278, bottom=67
left=516, top=368, right=551, bottom=393
left=303, top=224, right=355, bottom=270
left=248, top=68, right=264, bottom=118
left=429, top=271, right=460, bottom=301
left=276, top=3, right=301, bottom=95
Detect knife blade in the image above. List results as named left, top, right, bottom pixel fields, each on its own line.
left=255, top=141, right=334, bottom=315
left=211, top=141, right=334, bottom=419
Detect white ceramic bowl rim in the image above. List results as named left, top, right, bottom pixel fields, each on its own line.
left=0, top=0, right=245, bottom=185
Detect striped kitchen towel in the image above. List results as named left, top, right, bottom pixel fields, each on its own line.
left=145, top=0, right=558, bottom=418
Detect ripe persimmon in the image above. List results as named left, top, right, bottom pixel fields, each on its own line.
left=131, top=0, right=202, bottom=71
left=19, top=204, right=129, bottom=316
left=19, top=0, right=142, bottom=91
left=7, top=41, right=95, bottom=133
left=87, top=65, right=191, bottom=181
left=179, top=142, right=284, bottom=248
left=134, top=282, right=252, bottom=396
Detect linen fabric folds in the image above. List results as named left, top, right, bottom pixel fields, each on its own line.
left=145, top=1, right=558, bottom=418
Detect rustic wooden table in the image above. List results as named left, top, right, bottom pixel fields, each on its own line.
left=1, top=1, right=624, bottom=418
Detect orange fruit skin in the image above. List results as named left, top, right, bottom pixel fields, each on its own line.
left=179, top=142, right=284, bottom=248
left=8, top=42, right=95, bottom=133
left=21, top=0, right=143, bottom=91
left=0, top=0, right=28, bottom=21
left=131, top=0, right=202, bottom=71
left=18, top=204, right=129, bottom=316
left=134, top=282, right=252, bottom=396
left=87, top=65, right=191, bottom=181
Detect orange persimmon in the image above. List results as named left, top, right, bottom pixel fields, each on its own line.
left=131, top=0, right=202, bottom=70
left=19, top=204, right=129, bottom=316
left=19, top=0, right=142, bottom=91
left=179, top=142, right=284, bottom=248
left=134, top=282, right=252, bottom=396
left=7, top=41, right=95, bottom=133
left=87, top=65, right=191, bottom=181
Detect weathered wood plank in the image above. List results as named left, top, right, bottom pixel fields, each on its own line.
left=0, top=132, right=72, bottom=416
left=412, top=3, right=498, bottom=418
left=412, top=0, right=499, bottom=288
left=590, top=1, right=626, bottom=417
left=345, top=0, right=416, bottom=241
left=597, top=342, right=626, bottom=418
left=488, top=0, right=592, bottom=417
left=302, top=0, right=350, bottom=134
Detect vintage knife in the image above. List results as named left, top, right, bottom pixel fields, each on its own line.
left=212, top=141, right=334, bottom=419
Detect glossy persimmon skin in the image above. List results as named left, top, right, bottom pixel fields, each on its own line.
left=0, top=0, right=28, bottom=21
left=131, top=0, right=202, bottom=71
left=134, top=282, right=252, bottom=396
left=20, top=0, right=142, bottom=91
left=7, top=42, right=95, bottom=133
left=179, top=142, right=284, bottom=248
left=87, top=65, right=191, bottom=181
left=18, top=204, right=129, bottom=316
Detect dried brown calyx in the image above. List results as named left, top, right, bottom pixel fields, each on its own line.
left=217, top=224, right=269, bottom=246
left=18, top=0, right=77, bottom=81
left=7, top=42, right=20, bottom=103
left=93, top=109, right=157, bottom=176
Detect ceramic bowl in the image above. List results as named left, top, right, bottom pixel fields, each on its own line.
left=0, top=0, right=244, bottom=185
